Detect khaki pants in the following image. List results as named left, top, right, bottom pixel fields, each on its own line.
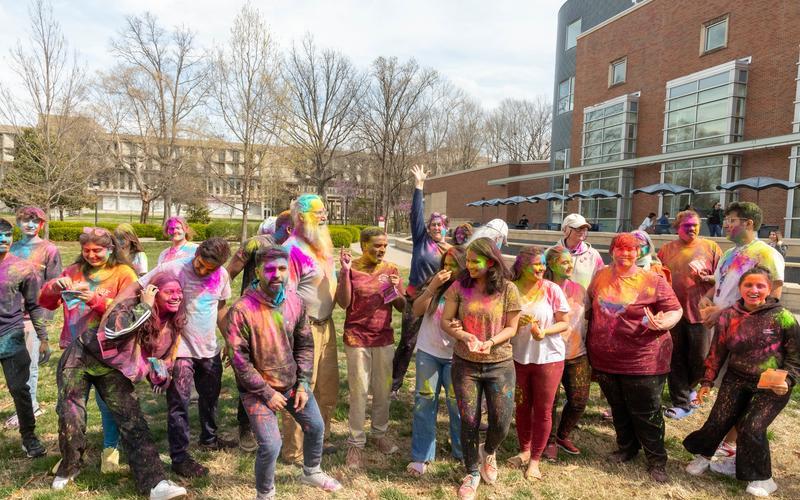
left=345, top=344, right=394, bottom=448
left=281, top=318, right=339, bottom=462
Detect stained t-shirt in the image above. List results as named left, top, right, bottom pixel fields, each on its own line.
left=657, top=238, right=722, bottom=324
left=0, top=254, right=47, bottom=357
left=343, top=262, right=402, bottom=348
left=11, top=238, right=62, bottom=321
left=283, top=236, right=337, bottom=321
left=713, top=239, right=784, bottom=310
left=157, top=242, right=198, bottom=265
left=586, top=267, right=682, bottom=375
left=560, top=279, right=589, bottom=360
left=131, top=251, right=149, bottom=276
left=511, top=280, right=570, bottom=365
left=553, top=239, right=605, bottom=290
left=416, top=294, right=455, bottom=359
left=444, top=280, right=521, bottom=364
left=140, top=257, right=231, bottom=359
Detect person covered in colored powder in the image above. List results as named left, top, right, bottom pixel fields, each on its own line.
left=697, top=202, right=784, bottom=469
left=115, top=223, right=149, bottom=276
left=452, top=223, right=473, bottom=246
left=52, top=272, right=189, bottom=500
left=115, top=237, right=234, bottom=478
left=0, top=217, right=48, bottom=458
left=225, top=245, right=342, bottom=499
left=657, top=210, right=722, bottom=420
left=39, top=227, right=137, bottom=472
left=5, top=206, right=61, bottom=430
left=552, top=214, right=604, bottom=290
left=157, top=217, right=197, bottom=265
left=543, top=246, right=591, bottom=459
left=406, top=247, right=466, bottom=476
left=392, top=164, right=451, bottom=397
left=586, top=232, right=682, bottom=483
left=507, top=246, right=569, bottom=480
left=337, top=227, right=406, bottom=467
left=631, top=229, right=672, bottom=284
left=684, top=267, right=799, bottom=498
left=441, top=237, right=521, bottom=500
left=282, top=194, right=340, bottom=460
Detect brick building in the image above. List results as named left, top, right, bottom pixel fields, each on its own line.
left=491, top=0, right=800, bottom=234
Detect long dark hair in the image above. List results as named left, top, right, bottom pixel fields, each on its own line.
left=137, top=272, right=187, bottom=354
left=114, top=223, right=144, bottom=254
left=460, top=237, right=510, bottom=295
left=75, top=227, right=134, bottom=275
left=423, top=246, right=467, bottom=316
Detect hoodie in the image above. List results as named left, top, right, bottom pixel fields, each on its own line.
left=554, top=238, right=605, bottom=290
left=702, top=298, right=800, bottom=387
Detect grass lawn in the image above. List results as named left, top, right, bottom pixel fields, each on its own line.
left=1, top=241, right=799, bottom=499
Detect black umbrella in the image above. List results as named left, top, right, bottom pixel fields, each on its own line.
left=498, top=195, right=533, bottom=205
left=527, top=192, right=570, bottom=202
left=716, top=176, right=800, bottom=205
left=466, top=200, right=489, bottom=207
left=631, top=183, right=698, bottom=195
left=569, top=188, right=622, bottom=223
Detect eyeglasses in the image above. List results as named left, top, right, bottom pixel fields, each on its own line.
left=723, top=217, right=750, bottom=225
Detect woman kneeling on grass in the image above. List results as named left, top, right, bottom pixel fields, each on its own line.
left=407, top=247, right=466, bottom=476
left=51, top=272, right=188, bottom=499
left=684, top=267, right=799, bottom=498
left=507, top=246, right=569, bottom=480
left=441, top=237, right=521, bottom=500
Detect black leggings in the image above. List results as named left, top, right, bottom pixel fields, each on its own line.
left=550, top=355, right=591, bottom=441
left=683, top=370, right=791, bottom=481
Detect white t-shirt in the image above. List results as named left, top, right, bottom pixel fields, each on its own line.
left=713, top=239, right=785, bottom=309
left=511, top=280, right=570, bottom=365
left=415, top=294, right=455, bottom=360
left=139, top=257, right=232, bottom=359
left=638, top=217, right=654, bottom=231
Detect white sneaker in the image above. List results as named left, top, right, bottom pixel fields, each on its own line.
left=149, top=479, right=187, bottom=500
left=298, top=470, right=342, bottom=492
left=686, top=455, right=711, bottom=476
left=255, top=488, right=276, bottom=500
left=710, top=457, right=736, bottom=477
left=52, top=474, right=75, bottom=490
left=746, top=478, right=777, bottom=497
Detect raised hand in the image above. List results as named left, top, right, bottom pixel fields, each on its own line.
left=411, top=164, right=428, bottom=189
left=141, top=284, right=158, bottom=307
left=430, top=270, right=452, bottom=291
left=340, top=248, right=352, bottom=272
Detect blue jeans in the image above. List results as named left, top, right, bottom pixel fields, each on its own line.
left=708, top=223, right=722, bottom=237
left=243, top=389, right=324, bottom=495
left=23, top=320, right=40, bottom=412
left=95, top=390, right=120, bottom=449
left=411, top=350, right=462, bottom=462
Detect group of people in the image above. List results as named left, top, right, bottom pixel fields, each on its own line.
left=0, top=166, right=798, bottom=500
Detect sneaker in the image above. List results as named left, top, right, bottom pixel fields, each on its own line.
left=346, top=445, right=363, bottom=468
left=171, top=457, right=208, bottom=478
left=149, top=479, right=187, bottom=500
left=714, top=441, right=737, bottom=458
left=648, top=465, right=669, bottom=483
left=556, top=437, right=580, bottom=455
left=198, top=436, right=237, bottom=451
left=299, top=470, right=343, bottom=492
left=686, top=455, right=711, bottom=476
left=22, top=437, right=47, bottom=458
left=101, top=447, right=121, bottom=473
left=710, top=457, right=736, bottom=478
left=458, top=474, right=480, bottom=500
left=52, top=473, right=76, bottom=490
left=374, top=436, right=399, bottom=455
left=4, top=408, right=45, bottom=430
left=746, top=478, right=778, bottom=497
left=478, top=443, right=497, bottom=485
left=542, top=442, right=558, bottom=461
left=608, top=449, right=637, bottom=463
left=255, top=488, right=276, bottom=500
left=239, top=426, right=258, bottom=453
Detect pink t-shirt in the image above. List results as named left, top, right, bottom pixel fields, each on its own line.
left=657, top=238, right=721, bottom=324
left=561, top=279, right=589, bottom=360
left=343, top=262, right=402, bottom=348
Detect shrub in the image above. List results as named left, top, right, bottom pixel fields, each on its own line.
left=48, top=227, right=83, bottom=241
left=186, top=204, right=212, bottom=224
left=206, top=221, right=241, bottom=240
left=188, top=223, right=208, bottom=240
left=329, top=227, right=352, bottom=248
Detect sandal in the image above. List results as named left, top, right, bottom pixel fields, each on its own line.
left=406, top=462, right=427, bottom=476
left=506, top=454, right=530, bottom=468
left=664, top=407, right=693, bottom=420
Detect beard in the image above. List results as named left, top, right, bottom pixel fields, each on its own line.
left=301, top=221, right=333, bottom=257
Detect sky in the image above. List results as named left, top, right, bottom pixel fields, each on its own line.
left=0, top=0, right=564, bottom=110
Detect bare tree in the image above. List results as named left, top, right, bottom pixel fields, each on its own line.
left=208, top=3, right=281, bottom=241
left=447, top=96, right=485, bottom=171
left=0, top=0, right=104, bottom=230
left=280, top=35, right=366, bottom=196
left=358, top=56, right=438, bottom=230
left=484, top=96, right=551, bottom=162
left=94, top=12, right=208, bottom=223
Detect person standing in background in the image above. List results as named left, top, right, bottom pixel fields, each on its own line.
left=158, top=217, right=197, bottom=265
left=115, top=223, right=148, bottom=276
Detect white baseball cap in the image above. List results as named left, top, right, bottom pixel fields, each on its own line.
left=562, top=213, right=590, bottom=230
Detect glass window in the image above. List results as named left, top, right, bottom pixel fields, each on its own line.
left=704, top=18, right=728, bottom=53
left=610, top=58, right=626, bottom=86
left=660, top=156, right=733, bottom=216
left=582, top=96, right=638, bottom=165
left=579, top=169, right=623, bottom=231
left=558, top=77, right=574, bottom=114
left=565, top=19, right=581, bottom=50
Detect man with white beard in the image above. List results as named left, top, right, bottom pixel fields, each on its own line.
left=281, top=194, right=340, bottom=463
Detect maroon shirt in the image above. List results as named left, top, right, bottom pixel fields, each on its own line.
left=587, top=267, right=682, bottom=375
left=343, top=262, right=402, bottom=348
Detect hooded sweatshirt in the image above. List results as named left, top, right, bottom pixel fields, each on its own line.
left=701, top=298, right=800, bottom=387
left=554, top=238, right=605, bottom=290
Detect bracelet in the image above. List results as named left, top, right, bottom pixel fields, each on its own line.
left=488, top=338, right=495, bottom=346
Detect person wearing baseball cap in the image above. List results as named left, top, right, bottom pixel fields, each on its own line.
left=552, top=214, right=604, bottom=289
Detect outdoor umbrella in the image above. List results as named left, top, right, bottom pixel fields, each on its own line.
left=716, top=176, right=800, bottom=205
left=631, top=183, right=698, bottom=195
left=527, top=192, right=570, bottom=202
left=466, top=199, right=489, bottom=207
left=498, top=195, right=531, bottom=205
left=569, top=188, right=622, bottom=225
